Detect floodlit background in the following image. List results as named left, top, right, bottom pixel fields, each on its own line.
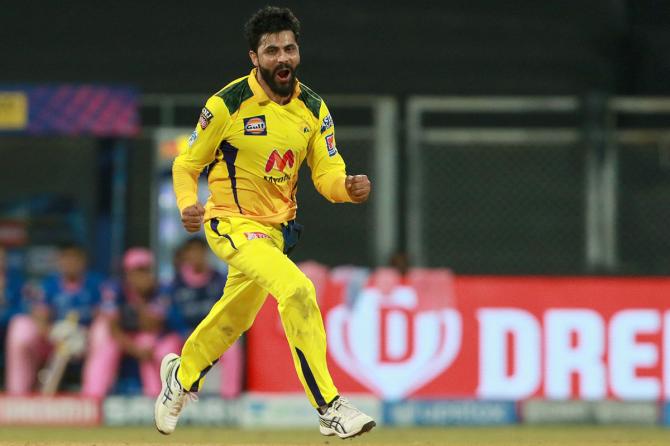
left=1, top=1, right=670, bottom=443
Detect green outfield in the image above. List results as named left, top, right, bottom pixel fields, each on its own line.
left=0, top=426, right=668, bottom=446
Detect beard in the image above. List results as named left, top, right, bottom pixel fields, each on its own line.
left=259, top=63, right=298, bottom=97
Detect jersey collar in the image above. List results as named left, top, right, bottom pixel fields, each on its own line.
left=248, top=68, right=301, bottom=104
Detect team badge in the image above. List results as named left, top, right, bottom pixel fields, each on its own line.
left=199, top=107, right=213, bottom=129
left=325, top=133, right=337, bottom=157
left=320, top=114, right=333, bottom=133
left=244, top=115, right=267, bottom=135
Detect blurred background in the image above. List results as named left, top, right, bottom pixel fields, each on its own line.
left=1, top=0, right=670, bottom=433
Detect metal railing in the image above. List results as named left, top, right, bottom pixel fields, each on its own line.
left=406, top=95, right=670, bottom=274
left=142, top=93, right=670, bottom=274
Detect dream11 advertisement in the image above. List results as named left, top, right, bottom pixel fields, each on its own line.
left=246, top=262, right=670, bottom=401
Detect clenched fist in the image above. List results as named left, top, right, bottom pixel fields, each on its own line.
left=345, top=174, right=371, bottom=203
left=181, top=203, right=205, bottom=233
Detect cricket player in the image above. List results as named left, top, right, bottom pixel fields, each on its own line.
left=154, top=5, right=375, bottom=439
left=83, top=248, right=181, bottom=398
left=5, top=244, right=102, bottom=394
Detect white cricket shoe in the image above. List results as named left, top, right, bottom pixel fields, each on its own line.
left=154, top=353, right=197, bottom=435
left=319, top=397, right=376, bottom=439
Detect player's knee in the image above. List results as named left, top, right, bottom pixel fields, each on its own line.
left=239, top=316, right=256, bottom=334
left=279, top=278, right=317, bottom=314
left=292, top=278, right=316, bottom=302
left=7, top=315, right=39, bottom=347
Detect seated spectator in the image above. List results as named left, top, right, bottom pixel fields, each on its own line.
left=82, top=248, right=181, bottom=398
left=5, top=244, right=103, bottom=394
left=167, top=237, right=242, bottom=398
left=0, top=245, right=25, bottom=388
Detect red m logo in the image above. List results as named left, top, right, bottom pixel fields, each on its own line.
left=265, top=149, right=295, bottom=173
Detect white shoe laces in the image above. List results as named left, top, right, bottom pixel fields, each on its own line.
left=330, top=397, right=360, bottom=418
left=168, top=366, right=198, bottom=417
left=170, top=389, right=198, bottom=416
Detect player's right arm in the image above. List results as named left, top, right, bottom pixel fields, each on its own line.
left=172, top=96, right=230, bottom=232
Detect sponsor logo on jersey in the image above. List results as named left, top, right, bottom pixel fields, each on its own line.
left=263, top=173, right=291, bottom=184
left=245, top=232, right=271, bottom=240
left=320, top=114, right=333, bottom=133
left=325, top=133, right=337, bottom=157
left=188, top=131, right=198, bottom=147
left=244, top=115, right=267, bottom=135
left=265, top=149, right=294, bottom=173
left=199, top=107, right=213, bottom=129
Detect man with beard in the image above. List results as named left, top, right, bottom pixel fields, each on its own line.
left=154, top=5, right=374, bottom=439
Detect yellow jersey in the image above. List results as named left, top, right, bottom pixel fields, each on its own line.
left=173, top=68, right=352, bottom=224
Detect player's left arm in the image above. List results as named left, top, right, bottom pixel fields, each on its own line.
left=306, top=102, right=371, bottom=203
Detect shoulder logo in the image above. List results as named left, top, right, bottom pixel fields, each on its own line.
left=325, top=133, right=337, bottom=157
left=244, top=115, right=267, bottom=135
left=320, top=114, right=333, bottom=133
left=199, top=107, right=213, bottom=129
left=188, top=130, right=198, bottom=147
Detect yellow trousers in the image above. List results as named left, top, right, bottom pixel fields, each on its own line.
left=177, top=216, right=338, bottom=408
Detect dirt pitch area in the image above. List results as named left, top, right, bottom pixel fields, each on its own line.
left=0, top=426, right=668, bottom=446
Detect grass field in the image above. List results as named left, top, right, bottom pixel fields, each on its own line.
left=0, top=426, right=668, bottom=446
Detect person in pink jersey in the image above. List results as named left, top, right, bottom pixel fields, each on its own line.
left=82, top=248, right=181, bottom=397
left=5, top=244, right=103, bottom=394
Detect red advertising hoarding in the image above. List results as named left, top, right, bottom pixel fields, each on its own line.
left=247, top=264, right=670, bottom=401
left=0, top=396, right=101, bottom=425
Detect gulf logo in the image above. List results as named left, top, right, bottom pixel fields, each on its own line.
left=244, top=115, right=267, bottom=135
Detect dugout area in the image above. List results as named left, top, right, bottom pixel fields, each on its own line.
left=0, top=86, right=140, bottom=277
